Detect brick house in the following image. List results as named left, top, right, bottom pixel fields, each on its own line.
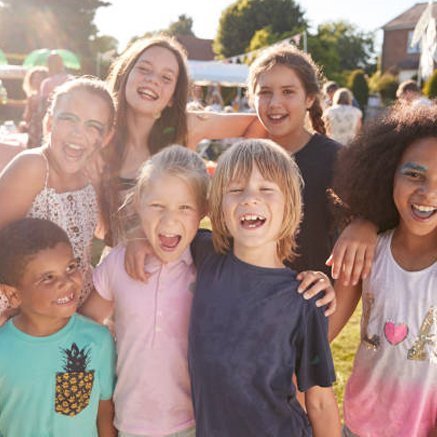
left=176, top=35, right=215, bottom=61
left=381, top=2, right=437, bottom=81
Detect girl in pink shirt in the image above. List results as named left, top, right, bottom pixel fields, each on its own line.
left=81, top=145, right=209, bottom=437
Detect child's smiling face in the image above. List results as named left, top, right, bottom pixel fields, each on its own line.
left=394, top=136, right=437, bottom=239
left=14, top=242, right=82, bottom=332
left=222, top=164, right=285, bottom=268
left=125, top=46, right=179, bottom=118
left=253, top=64, right=314, bottom=147
left=47, top=89, right=112, bottom=175
left=138, top=172, right=203, bottom=263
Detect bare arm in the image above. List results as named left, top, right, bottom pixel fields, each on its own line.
left=328, top=281, right=362, bottom=341
left=186, top=111, right=263, bottom=149
left=326, top=217, right=378, bottom=285
left=97, top=399, right=117, bottom=437
left=0, top=151, right=46, bottom=228
left=305, top=386, right=341, bottom=437
left=79, top=290, right=114, bottom=324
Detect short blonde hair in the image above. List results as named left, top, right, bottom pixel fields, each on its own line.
left=210, top=139, right=303, bottom=262
left=120, top=145, right=209, bottom=242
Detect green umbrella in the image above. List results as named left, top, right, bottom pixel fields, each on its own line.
left=23, top=48, right=81, bottom=70
left=0, top=49, right=8, bottom=65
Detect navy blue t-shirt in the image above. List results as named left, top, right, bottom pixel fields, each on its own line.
left=289, top=133, right=340, bottom=277
left=189, top=232, right=336, bottom=437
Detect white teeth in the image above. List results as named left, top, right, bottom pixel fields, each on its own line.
left=269, top=114, right=285, bottom=120
left=56, top=293, right=74, bottom=305
left=161, top=233, right=178, bottom=237
left=139, top=88, right=158, bottom=99
left=66, top=143, right=82, bottom=150
left=241, top=214, right=265, bottom=222
left=413, top=204, right=436, bottom=212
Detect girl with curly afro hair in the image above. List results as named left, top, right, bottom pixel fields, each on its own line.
left=329, top=103, right=437, bottom=437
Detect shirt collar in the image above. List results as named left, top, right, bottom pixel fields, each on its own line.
left=144, top=247, right=193, bottom=272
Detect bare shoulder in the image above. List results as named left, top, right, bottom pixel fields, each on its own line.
left=0, top=148, right=47, bottom=187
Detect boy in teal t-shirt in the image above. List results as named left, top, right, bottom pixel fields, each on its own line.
left=0, top=218, right=116, bottom=437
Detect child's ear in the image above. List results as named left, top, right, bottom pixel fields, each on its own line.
left=101, top=128, right=115, bottom=149
left=305, top=94, right=316, bottom=111
left=0, top=284, right=21, bottom=309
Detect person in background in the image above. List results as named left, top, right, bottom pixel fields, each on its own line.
left=323, top=88, right=362, bottom=146
left=396, top=79, right=432, bottom=107
left=323, top=80, right=339, bottom=108
left=20, top=66, right=48, bottom=148
left=39, top=51, right=72, bottom=114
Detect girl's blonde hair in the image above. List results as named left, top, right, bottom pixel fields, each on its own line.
left=210, top=139, right=303, bottom=262
left=120, top=145, right=209, bottom=242
left=247, top=44, right=326, bottom=134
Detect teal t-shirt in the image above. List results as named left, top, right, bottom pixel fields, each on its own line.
left=0, top=313, right=115, bottom=437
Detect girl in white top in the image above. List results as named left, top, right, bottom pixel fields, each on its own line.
left=0, top=77, right=115, bottom=319
left=329, top=104, right=437, bottom=437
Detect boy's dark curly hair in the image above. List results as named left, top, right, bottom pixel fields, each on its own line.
left=0, top=218, right=71, bottom=286
left=333, top=103, right=437, bottom=232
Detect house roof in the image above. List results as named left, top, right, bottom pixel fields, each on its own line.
left=176, top=35, right=215, bottom=61
left=382, top=2, right=437, bottom=31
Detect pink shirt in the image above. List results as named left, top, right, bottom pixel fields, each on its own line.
left=93, top=245, right=196, bottom=435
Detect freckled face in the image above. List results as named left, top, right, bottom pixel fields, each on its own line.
left=125, top=46, right=179, bottom=117
left=393, top=137, right=437, bottom=238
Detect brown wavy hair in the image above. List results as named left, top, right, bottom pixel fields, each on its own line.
left=102, top=35, right=190, bottom=243
left=247, top=44, right=326, bottom=134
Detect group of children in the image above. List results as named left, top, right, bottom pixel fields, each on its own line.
left=0, top=34, right=435, bottom=437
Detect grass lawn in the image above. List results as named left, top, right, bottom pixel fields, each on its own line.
left=331, top=306, right=361, bottom=419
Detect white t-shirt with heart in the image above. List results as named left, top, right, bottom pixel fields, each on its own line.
left=344, top=230, right=436, bottom=437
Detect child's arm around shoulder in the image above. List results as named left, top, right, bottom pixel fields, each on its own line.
left=186, top=111, right=264, bottom=149
left=79, top=248, right=117, bottom=323
left=305, top=385, right=341, bottom=437
left=0, top=150, right=47, bottom=228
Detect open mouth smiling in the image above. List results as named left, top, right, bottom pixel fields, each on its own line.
left=240, top=214, right=267, bottom=229
left=411, top=203, right=437, bottom=220
left=138, top=87, right=159, bottom=100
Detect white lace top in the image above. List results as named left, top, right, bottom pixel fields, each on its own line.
left=0, top=155, right=98, bottom=312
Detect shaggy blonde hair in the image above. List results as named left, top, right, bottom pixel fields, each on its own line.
left=210, top=139, right=303, bottom=262
left=120, top=145, right=209, bottom=242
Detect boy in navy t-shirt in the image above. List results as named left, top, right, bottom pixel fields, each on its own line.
left=189, top=139, right=340, bottom=437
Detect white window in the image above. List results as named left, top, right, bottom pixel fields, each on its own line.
left=407, top=30, right=421, bottom=54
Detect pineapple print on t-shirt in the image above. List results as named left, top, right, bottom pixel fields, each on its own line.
left=55, top=343, right=95, bottom=416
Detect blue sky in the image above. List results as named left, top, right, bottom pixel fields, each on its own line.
left=95, top=0, right=423, bottom=51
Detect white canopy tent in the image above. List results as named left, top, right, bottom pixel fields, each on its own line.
left=187, top=60, right=249, bottom=87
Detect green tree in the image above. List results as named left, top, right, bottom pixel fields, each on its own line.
left=308, top=21, right=375, bottom=81
left=0, top=0, right=110, bottom=70
left=423, top=69, right=437, bottom=98
left=347, top=69, right=369, bottom=109
left=214, top=0, right=307, bottom=58
left=167, top=14, right=195, bottom=37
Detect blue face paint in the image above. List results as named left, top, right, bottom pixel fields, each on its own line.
left=399, top=162, right=427, bottom=175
